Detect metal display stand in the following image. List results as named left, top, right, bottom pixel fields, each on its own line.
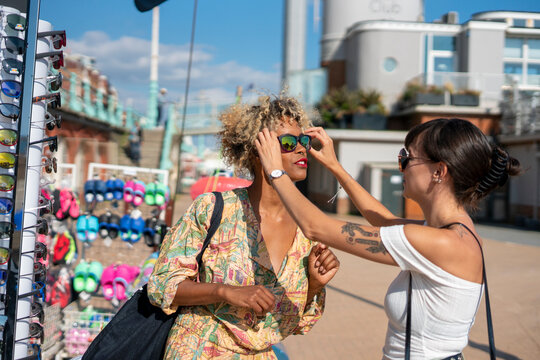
left=1, top=1, right=66, bottom=358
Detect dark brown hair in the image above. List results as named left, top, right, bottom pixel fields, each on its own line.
left=405, top=118, right=521, bottom=211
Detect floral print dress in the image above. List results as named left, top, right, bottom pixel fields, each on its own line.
left=148, top=188, right=325, bottom=359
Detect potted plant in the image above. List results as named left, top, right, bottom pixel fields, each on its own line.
left=451, top=89, right=480, bottom=106
left=399, top=81, right=445, bottom=108
left=352, top=89, right=387, bottom=130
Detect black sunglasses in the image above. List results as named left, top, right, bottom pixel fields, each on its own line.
left=277, top=134, right=311, bottom=153
left=24, top=219, right=49, bottom=235
left=2, top=36, right=25, bottom=55
left=37, top=30, right=66, bottom=50
left=2, top=58, right=24, bottom=76
left=0, top=102, right=20, bottom=121
left=398, top=148, right=434, bottom=172
left=32, top=92, right=61, bottom=109
left=35, top=50, right=64, bottom=70
left=5, top=14, right=26, bottom=31
left=30, top=136, right=57, bottom=152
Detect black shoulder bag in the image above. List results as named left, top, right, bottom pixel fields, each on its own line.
left=83, top=192, right=224, bottom=360
left=405, top=222, right=496, bottom=360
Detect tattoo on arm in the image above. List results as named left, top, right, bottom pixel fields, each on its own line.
left=340, top=222, right=387, bottom=254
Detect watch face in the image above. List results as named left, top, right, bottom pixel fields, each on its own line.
left=271, top=170, right=282, bottom=178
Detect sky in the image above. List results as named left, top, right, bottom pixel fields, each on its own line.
left=37, top=0, right=539, bottom=114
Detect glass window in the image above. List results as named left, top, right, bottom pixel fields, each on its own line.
left=433, top=36, right=455, bottom=51
left=527, top=64, right=540, bottom=86
left=434, top=57, right=454, bottom=72
left=504, top=38, right=523, bottom=58
left=528, top=39, right=540, bottom=59
left=383, top=57, right=397, bottom=72
left=513, top=19, right=527, bottom=28
left=504, top=62, right=523, bottom=74
left=535, top=20, right=540, bottom=28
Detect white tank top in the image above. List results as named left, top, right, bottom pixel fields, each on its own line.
left=380, top=225, right=483, bottom=360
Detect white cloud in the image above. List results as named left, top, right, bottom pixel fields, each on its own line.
left=66, top=31, right=280, bottom=113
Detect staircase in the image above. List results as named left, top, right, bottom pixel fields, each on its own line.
left=116, top=128, right=165, bottom=169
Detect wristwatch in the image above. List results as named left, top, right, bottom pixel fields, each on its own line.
left=268, top=169, right=287, bottom=182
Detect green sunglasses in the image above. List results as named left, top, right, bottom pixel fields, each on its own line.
left=5, top=14, right=26, bottom=31
left=277, top=134, right=311, bottom=153
left=0, top=129, right=17, bottom=146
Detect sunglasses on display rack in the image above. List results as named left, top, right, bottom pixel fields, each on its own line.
left=2, top=58, right=23, bottom=76
left=0, top=269, right=5, bottom=286
left=0, top=221, right=12, bottom=238
left=14, top=321, right=44, bottom=344
left=0, top=80, right=22, bottom=98
left=2, top=36, right=25, bottom=55
left=0, top=103, right=20, bottom=121
left=32, top=92, right=61, bottom=109
left=0, top=175, right=14, bottom=192
left=5, top=14, right=26, bottom=32
left=29, top=156, right=56, bottom=174
left=0, top=242, right=47, bottom=268
left=35, top=72, right=62, bottom=92
left=16, top=302, right=44, bottom=328
left=277, top=133, right=312, bottom=153
left=26, top=195, right=54, bottom=216
left=35, top=50, right=64, bottom=70
left=30, top=136, right=57, bottom=152
left=0, top=152, right=16, bottom=169
left=23, top=219, right=49, bottom=235
left=19, top=281, right=46, bottom=302
left=39, top=176, right=56, bottom=188
left=44, top=111, right=61, bottom=130
left=37, top=30, right=66, bottom=50
left=0, top=198, right=13, bottom=215
left=0, top=129, right=18, bottom=146
left=397, top=148, right=435, bottom=172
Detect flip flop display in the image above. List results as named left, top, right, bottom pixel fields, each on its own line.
left=76, top=216, right=87, bottom=242
left=130, top=216, right=145, bottom=243
left=144, top=182, right=156, bottom=206
left=132, top=180, right=146, bottom=207
left=94, top=180, right=107, bottom=202
left=108, top=214, right=121, bottom=239
left=98, top=213, right=110, bottom=239
left=114, top=264, right=140, bottom=301
left=105, top=179, right=115, bottom=201
left=86, top=216, right=99, bottom=242
left=113, top=178, right=124, bottom=200
left=68, top=192, right=80, bottom=219
left=119, top=215, right=131, bottom=242
left=84, top=180, right=96, bottom=203
left=154, top=182, right=169, bottom=206
left=85, top=261, right=103, bottom=293
left=73, top=261, right=90, bottom=293
left=123, top=180, right=135, bottom=203
left=100, top=264, right=117, bottom=300
left=143, top=217, right=157, bottom=247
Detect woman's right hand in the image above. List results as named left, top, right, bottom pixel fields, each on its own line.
left=220, top=284, right=276, bottom=315
left=305, top=127, right=340, bottom=171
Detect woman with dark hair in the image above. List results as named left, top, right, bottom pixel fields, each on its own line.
left=255, top=118, right=521, bottom=359
left=148, top=95, right=340, bottom=359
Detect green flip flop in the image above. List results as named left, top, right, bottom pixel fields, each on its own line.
left=155, top=182, right=168, bottom=206
left=73, top=261, right=90, bottom=293
left=85, top=261, right=103, bottom=293
left=145, top=182, right=156, bottom=206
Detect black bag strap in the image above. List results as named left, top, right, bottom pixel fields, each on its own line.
left=405, top=222, right=496, bottom=360
left=195, top=191, right=223, bottom=268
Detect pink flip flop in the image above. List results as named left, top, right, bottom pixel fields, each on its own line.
left=132, top=181, right=146, bottom=207
left=56, top=189, right=72, bottom=220
left=114, top=264, right=140, bottom=300
left=123, top=180, right=135, bottom=203
left=68, top=191, right=80, bottom=219
left=100, top=264, right=117, bottom=300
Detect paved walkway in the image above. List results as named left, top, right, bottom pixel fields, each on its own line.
left=172, top=194, right=540, bottom=359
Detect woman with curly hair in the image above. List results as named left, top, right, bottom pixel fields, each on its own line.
left=148, top=95, right=340, bottom=359
left=255, top=118, right=521, bottom=359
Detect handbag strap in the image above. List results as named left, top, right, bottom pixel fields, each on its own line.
left=195, top=191, right=223, bottom=268
left=405, top=222, right=496, bottom=360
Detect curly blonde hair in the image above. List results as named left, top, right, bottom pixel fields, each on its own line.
left=218, top=95, right=312, bottom=177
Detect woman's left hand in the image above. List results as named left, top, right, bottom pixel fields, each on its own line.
left=308, top=243, right=340, bottom=289
left=255, top=128, right=284, bottom=178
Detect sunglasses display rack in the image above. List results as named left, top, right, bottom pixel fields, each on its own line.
left=0, top=1, right=66, bottom=359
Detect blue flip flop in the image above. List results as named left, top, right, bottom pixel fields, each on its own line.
left=94, top=180, right=107, bottom=202
left=86, top=216, right=99, bottom=242
left=120, top=215, right=131, bottom=242
left=84, top=180, right=96, bottom=203
left=105, top=179, right=115, bottom=201
left=113, top=179, right=124, bottom=201
left=130, top=216, right=145, bottom=243
left=76, top=216, right=87, bottom=242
